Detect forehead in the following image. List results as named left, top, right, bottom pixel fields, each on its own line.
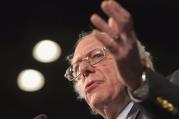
left=72, top=34, right=104, bottom=63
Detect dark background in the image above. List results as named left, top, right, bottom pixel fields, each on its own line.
left=0, top=0, right=179, bottom=119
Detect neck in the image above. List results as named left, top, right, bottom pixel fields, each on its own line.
left=101, top=95, right=130, bottom=119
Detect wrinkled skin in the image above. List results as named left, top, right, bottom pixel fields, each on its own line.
left=90, top=1, right=144, bottom=91
left=73, top=33, right=129, bottom=118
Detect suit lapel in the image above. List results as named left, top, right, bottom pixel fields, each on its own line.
left=126, top=104, right=140, bottom=119
left=126, top=103, right=156, bottom=119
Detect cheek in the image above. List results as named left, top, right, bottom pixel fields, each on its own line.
left=85, top=72, right=125, bottom=108
left=100, top=62, right=126, bottom=98
left=103, top=60, right=125, bottom=85
left=84, top=78, right=125, bottom=110
left=104, top=76, right=125, bottom=99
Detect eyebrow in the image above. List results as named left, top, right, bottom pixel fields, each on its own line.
left=71, top=49, right=92, bottom=64
left=72, top=47, right=105, bottom=64
left=71, top=53, right=85, bottom=65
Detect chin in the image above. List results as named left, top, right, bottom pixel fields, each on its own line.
left=87, top=91, right=109, bottom=110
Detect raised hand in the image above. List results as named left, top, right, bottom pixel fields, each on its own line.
left=91, top=1, right=144, bottom=91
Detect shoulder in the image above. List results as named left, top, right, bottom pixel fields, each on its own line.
left=168, top=69, right=179, bottom=86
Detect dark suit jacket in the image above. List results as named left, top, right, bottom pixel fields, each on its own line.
left=126, top=69, right=179, bottom=119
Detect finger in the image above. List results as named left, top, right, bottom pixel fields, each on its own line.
left=91, top=14, right=119, bottom=39
left=108, top=17, right=120, bottom=39
left=93, top=30, right=119, bottom=53
left=90, top=14, right=111, bottom=34
left=101, top=1, right=130, bottom=29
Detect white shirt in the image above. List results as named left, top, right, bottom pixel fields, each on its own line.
left=116, top=102, right=134, bottom=119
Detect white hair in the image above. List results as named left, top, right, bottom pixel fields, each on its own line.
left=73, top=40, right=154, bottom=100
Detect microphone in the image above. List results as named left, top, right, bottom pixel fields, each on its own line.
left=33, top=114, right=48, bottom=119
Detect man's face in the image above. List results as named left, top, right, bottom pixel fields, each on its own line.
left=72, top=33, right=126, bottom=111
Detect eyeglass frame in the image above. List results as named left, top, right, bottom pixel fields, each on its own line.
left=64, top=47, right=107, bottom=82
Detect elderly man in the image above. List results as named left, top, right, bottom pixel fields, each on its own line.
left=65, top=1, right=179, bottom=119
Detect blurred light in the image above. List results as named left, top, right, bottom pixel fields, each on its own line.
left=32, top=40, right=61, bottom=63
left=17, top=69, right=45, bottom=92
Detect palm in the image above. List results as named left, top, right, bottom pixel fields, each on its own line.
left=91, top=1, right=143, bottom=90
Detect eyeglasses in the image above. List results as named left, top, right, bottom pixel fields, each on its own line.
left=64, top=47, right=107, bottom=82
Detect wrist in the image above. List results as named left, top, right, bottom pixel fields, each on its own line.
left=126, top=70, right=149, bottom=102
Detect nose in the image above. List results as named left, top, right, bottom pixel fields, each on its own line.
left=78, top=61, right=95, bottom=79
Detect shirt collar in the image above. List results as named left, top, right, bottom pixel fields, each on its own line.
left=116, top=102, right=134, bottom=119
